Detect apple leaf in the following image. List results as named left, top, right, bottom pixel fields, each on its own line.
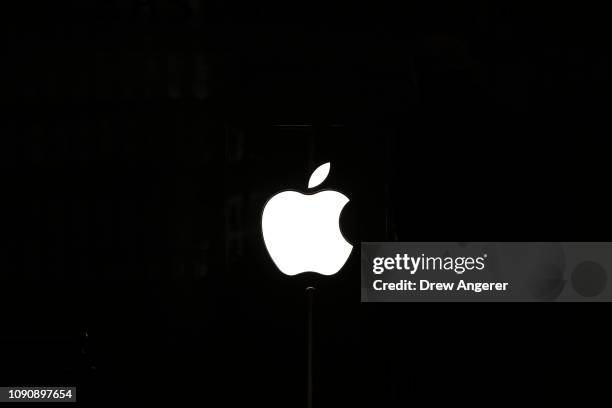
left=308, top=162, right=330, bottom=189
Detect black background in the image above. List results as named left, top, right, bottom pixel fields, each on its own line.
left=1, top=1, right=609, bottom=406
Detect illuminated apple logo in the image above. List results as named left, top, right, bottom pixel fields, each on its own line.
left=262, top=163, right=353, bottom=276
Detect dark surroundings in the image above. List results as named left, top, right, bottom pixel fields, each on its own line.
left=1, top=1, right=609, bottom=406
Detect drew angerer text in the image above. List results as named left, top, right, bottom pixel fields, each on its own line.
left=372, top=279, right=509, bottom=293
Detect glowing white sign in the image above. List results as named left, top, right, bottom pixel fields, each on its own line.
left=262, top=163, right=352, bottom=276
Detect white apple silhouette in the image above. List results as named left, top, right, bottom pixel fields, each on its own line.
left=262, top=162, right=353, bottom=275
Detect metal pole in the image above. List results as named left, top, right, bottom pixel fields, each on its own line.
left=306, top=286, right=315, bottom=408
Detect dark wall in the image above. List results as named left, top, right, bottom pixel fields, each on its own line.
left=2, top=1, right=609, bottom=406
